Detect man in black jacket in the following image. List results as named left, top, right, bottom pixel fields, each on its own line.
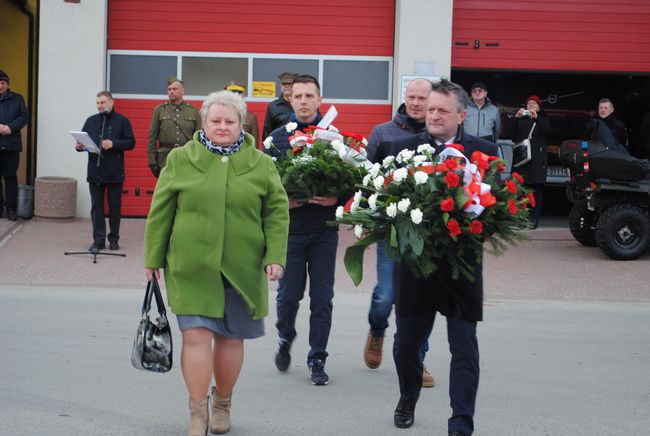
left=75, top=91, right=135, bottom=252
left=262, top=72, right=297, bottom=140
left=0, top=70, right=29, bottom=221
left=380, top=80, right=497, bottom=436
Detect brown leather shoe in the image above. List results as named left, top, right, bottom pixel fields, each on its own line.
left=364, top=333, right=384, bottom=369
left=209, top=386, right=231, bottom=434
left=422, top=367, right=435, bottom=388
left=188, top=396, right=208, bottom=436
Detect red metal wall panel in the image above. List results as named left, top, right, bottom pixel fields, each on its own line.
left=116, top=98, right=391, bottom=217
left=452, top=0, right=650, bottom=72
left=108, top=0, right=395, bottom=56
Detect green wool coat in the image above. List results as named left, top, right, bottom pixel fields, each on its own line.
left=143, top=132, right=289, bottom=319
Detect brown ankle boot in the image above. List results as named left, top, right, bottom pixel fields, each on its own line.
left=210, top=386, right=231, bottom=434
left=364, top=333, right=384, bottom=369
left=188, top=397, right=208, bottom=436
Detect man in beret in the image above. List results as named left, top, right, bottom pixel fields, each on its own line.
left=225, top=82, right=259, bottom=146
left=463, top=82, right=501, bottom=143
left=262, top=72, right=298, bottom=140
left=0, top=69, right=29, bottom=221
left=147, top=77, right=202, bottom=177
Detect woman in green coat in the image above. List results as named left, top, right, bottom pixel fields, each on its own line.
left=144, top=90, right=289, bottom=436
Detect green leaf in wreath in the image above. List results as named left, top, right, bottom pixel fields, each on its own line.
left=344, top=232, right=385, bottom=286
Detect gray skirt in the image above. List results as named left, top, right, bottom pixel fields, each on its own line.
left=176, top=287, right=264, bottom=340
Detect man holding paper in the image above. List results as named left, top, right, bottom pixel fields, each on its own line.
left=75, top=91, right=135, bottom=252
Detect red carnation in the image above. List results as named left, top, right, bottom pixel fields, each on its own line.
left=511, top=172, right=524, bottom=183
left=343, top=197, right=355, bottom=212
left=496, top=162, right=505, bottom=172
left=469, top=220, right=483, bottom=234
left=447, top=143, right=465, bottom=153
left=527, top=192, right=536, bottom=207
left=445, top=159, right=459, bottom=170
left=508, top=199, right=518, bottom=215
left=445, top=171, right=460, bottom=188
left=292, top=145, right=303, bottom=155
left=505, top=180, right=518, bottom=194
left=447, top=219, right=462, bottom=237
left=441, top=197, right=455, bottom=212
left=521, top=201, right=528, bottom=210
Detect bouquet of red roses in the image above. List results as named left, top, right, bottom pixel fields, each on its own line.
left=263, top=123, right=370, bottom=202
left=336, top=143, right=533, bottom=284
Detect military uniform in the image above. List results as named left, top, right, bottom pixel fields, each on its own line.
left=147, top=101, right=201, bottom=177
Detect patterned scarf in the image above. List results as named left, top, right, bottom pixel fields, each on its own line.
left=199, top=129, right=245, bottom=156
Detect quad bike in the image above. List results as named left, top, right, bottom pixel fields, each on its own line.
left=559, top=140, right=650, bottom=259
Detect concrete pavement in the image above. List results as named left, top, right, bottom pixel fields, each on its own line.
left=1, top=216, right=649, bottom=435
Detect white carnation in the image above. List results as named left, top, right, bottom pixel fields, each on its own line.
left=368, top=193, right=378, bottom=211
left=397, top=149, right=414, bottom=163
left=386, top=203, right=397, bottom=218
left=410, top=208, right=423, bottom=224
left=392, top=167, right=409, bottom=183
left=285, top=122, right=298, bottom=132
left=350, top=202, right=359, bottom=212
left=413, top=155, right=427, bottom=166
left=369, top=162, right=381, bottom=178
left=353, top=190, right=363, bottom=203
left=397, top=198, right=411, bottom=213
left=413, top=171, right=428, bottom=185
left=335, top=206, right=344, bottom=219
left=417, top=143, right=435, bottom=154
left=354, top=224, right=364, bottom=238
left=263, top=136, right=274, bottom=149
left=362, top=173, right=372, bottom=186
left=382, top=155, right=395, bottom=168
left=373, top=176, right=385, bottom=190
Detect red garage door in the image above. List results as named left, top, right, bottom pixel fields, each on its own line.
left=107, top=0, right=396, bottom=216
left=452, top=0, right=650, bottom=72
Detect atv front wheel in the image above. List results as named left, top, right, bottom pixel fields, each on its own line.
left=568, top=202, right=598, bottom=247
left=596, top=205, right=650, bottom=260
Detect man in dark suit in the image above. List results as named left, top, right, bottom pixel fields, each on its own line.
left=380, top=79, right=497, bottom=436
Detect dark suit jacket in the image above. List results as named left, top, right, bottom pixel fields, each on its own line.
left=381, top=129, right=498, bottom=322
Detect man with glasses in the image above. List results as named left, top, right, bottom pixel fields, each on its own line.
left=463, top=82, right=500, bottom=142
left=262, top=72, right=298, bottom=139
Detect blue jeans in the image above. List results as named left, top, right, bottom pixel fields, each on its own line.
left=369, top=242, right=429, bottom=362
left=276, top=231, right=338, bottom=362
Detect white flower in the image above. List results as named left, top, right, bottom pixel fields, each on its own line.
left=410, top=208, right=423, bottom=224
left=413, top=171, right=428, bottom=185
left=397, top=198, right=411, bottom=213
left=382, top=155, right=395, bottom=168
left=386, top=203, right=397, bottom=218
left=373, top=176, right=385, bottom=190
left=392, top=167, right=409, bottom=183
left=362, top=173, right=372, bottom=186
left=350, top=202, right=359, bottom=212
left=285, top=122, right=298, bottom=132
left=417, top=143, right=435, bottom=154
left=368, top=193, right=378, bottom=211
left=397, top=149, right=414, bottom=163
left=335, top=206, right=344, bottom=219
left=413, top=155, right=427, bottom=166
left=354, top=224, right=364, bottom=238
left=369, top=162, right=381, bottom=178
left=353, top=190, right=363, bottom=203
left=263, top=136, right=273, bottom=149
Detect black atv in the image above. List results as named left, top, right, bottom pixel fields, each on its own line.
left=559, top=140, right=650, bottom=259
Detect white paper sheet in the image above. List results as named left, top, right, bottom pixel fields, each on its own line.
left=70, top=131, right=100, bottom=154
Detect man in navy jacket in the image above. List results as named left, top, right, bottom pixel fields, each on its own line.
left=379, top=80, right=497, bottom=436
left=75, top=91, right=134, bottom=252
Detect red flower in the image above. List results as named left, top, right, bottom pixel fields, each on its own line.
left=505, top=180, right=518, bottom=194
left=479, top=192, right=497, bottom=208
left=527, top=192, right=536, bottom=207
left=496, top=162, right=505, bottom=172
left=343, top=197, right=355, bottom=212
left=291, top=145, right=303, bottom=155
left=445, top=159, right=459, bottom=170
left=470, top=220, right=483, bottom=234
left=444, top=171, right=460, bottom=188
left=447, top=143, right=465, bottom=153
left=520, top=201, right=528, bottom=210
left=511, top=172, right=524, bottom=183
left=447, top=219, right=462, bottom=237
left=441, top=197, right=455, bottom=212
left=488, top=155, right=498, bottom=161
left=508, top=199, right=518, bottom=215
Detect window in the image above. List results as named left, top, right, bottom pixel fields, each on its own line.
left=182, top=57, right=248, bottom=96
left=323, top=60, right=390, bottom=100
left=109, top=55, right=177, bottom=95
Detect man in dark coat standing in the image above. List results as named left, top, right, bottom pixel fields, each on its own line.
left=262, top=72, right=297, bottom=140
left=0, top=70, right=29, bottom=221
left=75, top=91, right=135, bottom=252
left=379, top=80, right=497, bottom=436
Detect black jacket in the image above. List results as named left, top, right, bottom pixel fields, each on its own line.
left=0, top=90, right=29, bottom=152
left=506, top=112, right=552, bottom=185
left=586, top=116, right=627, bottom=153
left=382, top=129, right=498, bottom=322
left=80, top=110, right=135, bottom=184
left=262, top=95, right=294, bottom=140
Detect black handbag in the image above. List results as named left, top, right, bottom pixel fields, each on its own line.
left=131, top=276, right=173, bottom=373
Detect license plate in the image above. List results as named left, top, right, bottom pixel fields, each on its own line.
left=547, top=166, right=569, bottom=177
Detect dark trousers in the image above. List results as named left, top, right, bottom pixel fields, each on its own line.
left=276, top=230, right=338, bottom=362
left=0, top=150, right=20, bottom=212
left=528, top=183, right=544, bottom=224
left=394, top=310, right=479, bottom=434
left=89, top=182, right=122, bottom=244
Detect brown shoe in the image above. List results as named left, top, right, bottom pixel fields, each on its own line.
left=209, top=386, right=231, bottom=434
left=364, top=333, right=384, bottom=369
left=422, top=367, right=435, bottom=388
left=188, top=397, right=208, bottom=436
